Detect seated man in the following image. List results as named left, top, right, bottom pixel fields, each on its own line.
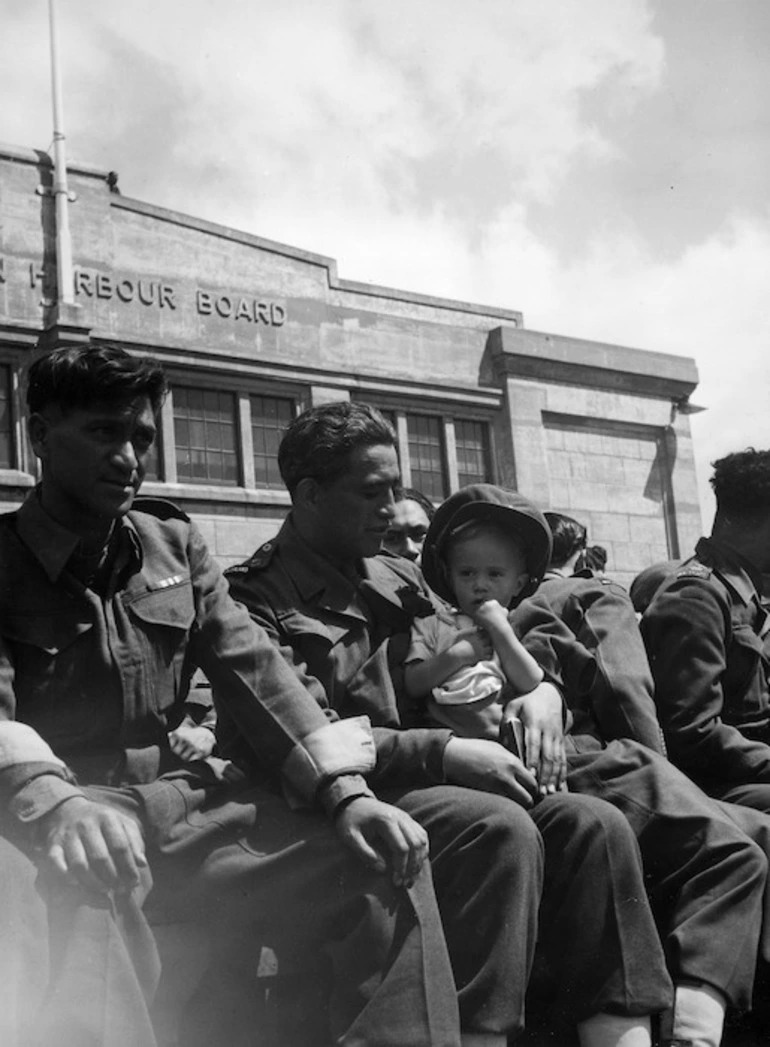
left=416, top=489, right=768, bottom=1047
left=228, top=401, right=675, bottom=1047
left=0, top=345, right=460, bottom=1047
left=641, top=448, right=770, bottom=811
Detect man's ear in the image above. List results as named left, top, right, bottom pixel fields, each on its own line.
left=294, top=476, right=320, bottom=514
left=27, top=412, right=50, bottom=462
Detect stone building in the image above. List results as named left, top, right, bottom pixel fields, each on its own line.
left=0, top=143, right=702, bottom=586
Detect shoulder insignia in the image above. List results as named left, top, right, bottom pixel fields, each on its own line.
left=131, top=496, right=189, bottom=522
left=225, top=540, right=277, bottom=576
left=675, top=562, right=712, bottom=580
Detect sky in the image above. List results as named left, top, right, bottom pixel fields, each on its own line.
left=1, top=0, right=769, bottom=524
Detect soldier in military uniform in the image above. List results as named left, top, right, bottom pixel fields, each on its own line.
left=641, top=448, right=770, bottom=811
left=226, top=402, right=693, bottom=1047
left=0, top=346, right=462, bottom=1047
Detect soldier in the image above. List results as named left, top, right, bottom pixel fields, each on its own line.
left=642, top=448, right=770, bottom=812
left=228, top=403, right=677, bottom=1047
left=0, top=345, right=460, bottom=1047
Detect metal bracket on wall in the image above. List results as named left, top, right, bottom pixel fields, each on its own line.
left=35, top=185, right=77, bottom=202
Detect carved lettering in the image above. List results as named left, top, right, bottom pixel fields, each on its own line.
left=96, top=274, right=113, bottom=299
left=196, top=290, right=213, bottom=315
left=117, top=278, right=134, bottom=302
left=74, top=270, right=93, bottom=296
left=159, top=284, right=176, bottom=310
left=215, top=295, right=232, bottom=318
left=235, top=297, right=252, bottom=321
left=256, top=302, right=270, bottom=324
left=270, top=303, right=285, bottom=327
left=138, top=280, right=156, bottom=306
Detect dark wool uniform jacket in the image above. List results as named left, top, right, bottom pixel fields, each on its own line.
left=641, top=536, right=770, bottom=789
left=0, top=493, right=377, bottom=827
left=516, top=571, right=665, bottom=756
left=226, top=518, right=454, bottom=791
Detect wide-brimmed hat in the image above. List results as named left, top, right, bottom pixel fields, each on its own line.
left=421, top=484, right=552, bottom=605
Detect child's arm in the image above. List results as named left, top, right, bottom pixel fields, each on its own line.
left=473, top=600, right=544, bottom=694
left=404, top=626, right=493, bottom=698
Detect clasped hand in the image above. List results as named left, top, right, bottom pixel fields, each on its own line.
left=39, top=796, right=148, bottom=894
left=335, top=796, right=429, bottom=888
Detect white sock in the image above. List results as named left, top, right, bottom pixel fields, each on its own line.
left=659, top=983, right=726, bottom=1047
left=577, top=1012, right=652, bottom=1047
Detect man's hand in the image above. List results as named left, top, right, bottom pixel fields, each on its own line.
left=506, top=681, right=567, bottom=795
left=442, top=737, right=539, bottom=809
left=169, top=723, right=216, bottom=761
left=449, top=626, right=494, bottom=665
left=335, top=796, right=429, bottom=888
left=40, top=796, right=148, bottom=894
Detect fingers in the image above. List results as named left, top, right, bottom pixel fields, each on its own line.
left=45, top=806, right=147, bottom=894
left=341, top=826, right=388, bottom=876
left=336, top=800, right=429, bottom=888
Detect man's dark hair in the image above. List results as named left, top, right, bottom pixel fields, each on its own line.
left=27, top=344, right=167, bottom=416
left=583, top=544, right=608, bottom=572
left=278, top=401, right=396, bottom=495
left=544, top=511, right=587, bottom=567
left=395, top=486, right=436, bottom=521
left=710, top=449, right=770, bottom=513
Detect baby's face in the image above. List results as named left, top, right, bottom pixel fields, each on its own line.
left=447, top=531, right=529, bottom=616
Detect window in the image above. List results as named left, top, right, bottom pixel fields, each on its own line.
left=407, top=412, right=447, bottom=500
left=358, top=399, right=491, bottom=498
left=174, top=386, right=239, bottom=485
left=143, top=420, right=162, bottom=481
left=456, top=419, right=491, bottom=486
left=0, top=366, right=12, bottom=469
left=251, top=394, right=294, bottom=487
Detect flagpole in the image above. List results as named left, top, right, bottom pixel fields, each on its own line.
left=48, top=0, right=75, bottom=306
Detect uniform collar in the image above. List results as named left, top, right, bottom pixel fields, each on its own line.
left=279, top=517, right=433, bottom=623
left=279, top=517, right=365, bottom=615
left=16, top=489, right=143, bottom=584
left=696, top=536, right=761, bottom=606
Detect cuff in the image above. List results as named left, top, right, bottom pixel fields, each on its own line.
left=10, top=773, right=86, bottom=823
left=282, top=716, right=376, bottom=806
left=0, top=721, right=69, bottom=771
left=318, top=774, right=376, bottom=818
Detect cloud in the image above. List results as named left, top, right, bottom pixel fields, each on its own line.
left=2, top=0, right=766, bottom=526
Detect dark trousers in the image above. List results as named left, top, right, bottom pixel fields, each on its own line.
left=0, top=775, right=460, bottom=1047
left=388, top=784, right=672, bottom=1036
left=567, top=739, right=768, bottom=1010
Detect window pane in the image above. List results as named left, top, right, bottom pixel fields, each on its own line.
left=174, top=386, right=239, bottom=486
left=407, top=413, right=446, bottom=500
left=456, top=419, right=491, bottom=487
left=143, top=424, right=162, bottom=481
left=0, top=366, right=12, bottom=469
left=251, top=394, right=294, bottom=487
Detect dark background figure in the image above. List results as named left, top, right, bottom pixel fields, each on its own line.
left=582, top=544, right=608, bottom=577
left=381, top=485, right=434, bottom=564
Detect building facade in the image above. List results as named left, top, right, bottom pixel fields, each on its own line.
left=0, top=143, right=702, bottom=586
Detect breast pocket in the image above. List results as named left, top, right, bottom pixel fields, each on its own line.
left=724, top=623, right=766, bottom=722
left=3, top=611, right=95, bottom=715
left=123, top=583, right=196, bottom=714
